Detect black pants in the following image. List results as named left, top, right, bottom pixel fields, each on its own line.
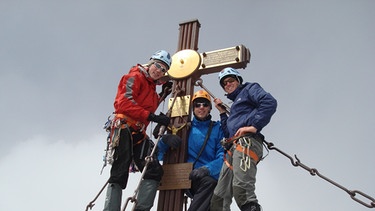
left=108, top=128, right=163, bottom=189
left=188, top=175, right=217, bottom=211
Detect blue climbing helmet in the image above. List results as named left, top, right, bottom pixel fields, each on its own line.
left=218, top=67, right=243, bottom=88
left=150, top=50, right=172, bottom=69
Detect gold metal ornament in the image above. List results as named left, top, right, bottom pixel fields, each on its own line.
left=167, top=49, right=201, bottom=79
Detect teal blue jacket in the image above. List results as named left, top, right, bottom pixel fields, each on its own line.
left=158, top=115, right=224, bottom=180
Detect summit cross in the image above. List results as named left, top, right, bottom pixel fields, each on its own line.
left=157, top=19, right=250, bottom=211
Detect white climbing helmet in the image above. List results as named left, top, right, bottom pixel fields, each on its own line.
left=218, top=67, right=243, bottom=88
left=150, top=50, right=172, bottom=69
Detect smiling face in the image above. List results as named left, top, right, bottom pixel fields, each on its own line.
left=193, top=99, right=211, bottom=120
left=222, top=76, right=240, bottom=94
left=148, top=61, right=168, bottom=80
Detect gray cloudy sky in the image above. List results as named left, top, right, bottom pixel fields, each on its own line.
left=1, top=1, right=374, bottom=211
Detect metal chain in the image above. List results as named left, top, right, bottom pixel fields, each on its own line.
left=85, top=179, right=109, bottom=211
left=263, top=140, right=375, bottom=208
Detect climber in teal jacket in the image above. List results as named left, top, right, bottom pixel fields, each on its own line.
left=158, top=90, right=225, bottom=211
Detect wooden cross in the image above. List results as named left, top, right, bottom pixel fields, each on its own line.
left=157, top=19, right=250, bottom=211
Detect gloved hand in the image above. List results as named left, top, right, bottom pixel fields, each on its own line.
left=159, top=81, right=173, bottom=97
left=189, top=166, right=210, bottom=180
left=220, top=138, right=233, bottom=151
left=152, top=123, right=162, bottom=139
left=148, top=112, right=170, bottom=126
left=161, top=134, right=182, bottom=148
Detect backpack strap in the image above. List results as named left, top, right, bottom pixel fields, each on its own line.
left=192, top=121, right=214, bottom=167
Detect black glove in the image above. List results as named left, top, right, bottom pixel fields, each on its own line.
left=220, top=138, right=233, bottom=151
left=189, top=167, right=210, bottom=180
left=159, top=81, right=173, bottom=97
left=148, top=112, right=170, bottom=126
left=152, top=123, right=162, bottom=139
left=144, top=160, right=164, bottom=181
left=223, top=143, right=233, bottom=151
left=161, top=134, right=182, bottom=148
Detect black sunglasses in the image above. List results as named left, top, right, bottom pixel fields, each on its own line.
left=154, top=62, right=167, bottom=73
left=194, top=102, right=210, bottom=108
left=221, top=77, right=237, bottom=86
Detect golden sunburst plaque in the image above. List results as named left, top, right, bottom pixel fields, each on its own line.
left=167, top=49, right=201, bottom=79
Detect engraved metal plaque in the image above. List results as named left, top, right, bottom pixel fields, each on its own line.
left=198, top=45, right=251, bottom=75
left=158, top=163, right=193, bottom=190
left=168, top=95, right=191, bottom=117
left=201, top=47, right=239, bottom=67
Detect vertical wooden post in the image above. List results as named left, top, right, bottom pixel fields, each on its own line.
left=156, top=19, right=250, bottom=211
left=157, top=19, right=200, bottom=211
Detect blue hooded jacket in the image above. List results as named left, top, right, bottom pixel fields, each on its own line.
left=158, top=115, right=224, bottom=180
left=220, top=82, right=277, bottom=138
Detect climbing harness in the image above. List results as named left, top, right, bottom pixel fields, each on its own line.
left=194, top=78, right=375, bottom=209
left=100, top=114, right=146, bottom=174
left=221, top=135, right=261, bottom=171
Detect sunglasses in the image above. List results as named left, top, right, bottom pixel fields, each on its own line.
left=222, top=77, right=237, bottom=86
left=154, top=62, right=167, bottom=73
left=194, top=102, right=210, bottom=108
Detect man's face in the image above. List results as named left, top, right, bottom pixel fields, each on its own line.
left=222, top=76, right=239, bottom=94
left=149, top=62, right=168, bottom=80
left=193, top=99, right=211, bottom=120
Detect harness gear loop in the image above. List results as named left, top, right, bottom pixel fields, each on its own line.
left=222, top=135, right=260, bottom=171
left=100, top=115, right=126, bottom=174
left=238, top=137, right=251, bottom=171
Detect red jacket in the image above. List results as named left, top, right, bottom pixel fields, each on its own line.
left=114, top=64, right=160, bottom=127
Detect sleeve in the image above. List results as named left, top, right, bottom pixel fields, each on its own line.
left=114, top=73, right=151, bottom=122
left=247, top=83, right=277, bottom=130
left=219, top=113, right=230, bottom=138
left=157, top=137, right=169, bottom=161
